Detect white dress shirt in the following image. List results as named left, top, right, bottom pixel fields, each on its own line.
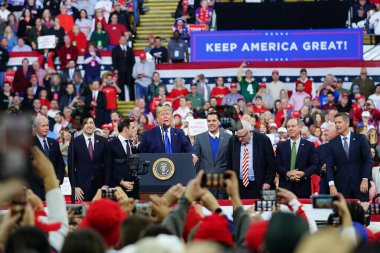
left=118, top=135, right=131, bottom=154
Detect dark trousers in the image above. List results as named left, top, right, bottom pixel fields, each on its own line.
left=238, top=180, right=261, bottom=199
left=118, top=72, right=135, bottom=101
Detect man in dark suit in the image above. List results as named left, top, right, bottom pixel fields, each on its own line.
left=32, top=115, right=65, bottom=200
left=107, top=118, right=139, bottom=199
left=85, top=80, right=106, bottom=128
left=59, top=83, right=77, bottom=112
left=193, top=112, right=231, bottom=198
left=68, top=115, right=109, bottom=201
left=30, top=74, right=43, bottom=98
left=226, top=120, right=276, bottom=199
left=276, top=118, right=318, bottom=198
left=60, top=60, right=81, bottom=85
left=316, top=123, right=338, bottom=194
left=327, top=112, right=373, bottom=201
left=112, top=35, right=135, bottom=100
left=138, top=105, right=194, bottom=155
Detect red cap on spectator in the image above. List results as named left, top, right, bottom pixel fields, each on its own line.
left=182, top=205, right=202, bottom=242
left=312, top=97, right=320, bottom=101
left=230, top=82, right=238, bottom=88
left=341, top=93, right=348, bottom=98
left=259, top=83, right=266, bottom=88
left=31, top=74, right=38, bottom=79
left=173, top=113, right=181, bottom=118
left=140, top=52, right=146, bottom=60
left=194, top=214, right=234, bottom=246
left=292, top=110, right=301, bottom=118
left=272, top=70, right=279, bottom=75
left=246, top=102, right=254, bottom=107
left=147, top=34, right=155, bottom=39
left=285, top=104, right=293, bottom=110
left=246, top=221, right=269, bottom=253
left=101, top=123, right=113, bottom=131
left=355, top=94, right=366, bottom=101
left=79, top=199, right=127, bottom=247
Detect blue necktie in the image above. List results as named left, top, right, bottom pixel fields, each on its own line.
left=164, top=129, right=172, bottom=154
left=43, top=139, right=49, bottom=156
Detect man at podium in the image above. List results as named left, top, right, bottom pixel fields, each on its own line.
left=138, top=105, right=194, bottom=155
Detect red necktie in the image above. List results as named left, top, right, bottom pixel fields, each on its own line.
left=242, top=144, right=249, bottom=187
left=88, top=138, right=94, bottom=160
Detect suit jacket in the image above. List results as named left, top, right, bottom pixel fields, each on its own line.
left=226, top=131, right=276, bottom=188
left=85, top=91, right=106, bottom=128
left=61, top=69, right=81, bottom=85
left=138, top=126, right=193, bottom=153
left=68, top=134, right=109, bottom=201
left=107, top=137, right=139, bottom=199
left=111, top=45, right=135, bottom=74
left=193, top=131, right=231, bottom=173
left=326, top=132, right=373, bottom=200
left=31, top=136, right=65, bottom=200
left=276, top=138, right=318, bottom=198
left=59, top=93, right=76, bottom=112
left=316, top=143, right=330, bottom=194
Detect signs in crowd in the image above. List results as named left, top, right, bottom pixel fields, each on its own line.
left=190, top=29, right=363, bottom=62
left=188, top=24, right=208, bottom=36
left=37, top=35, right=57, bottom=50
left=188, top=119, right=208, bottom=136
left=7, top=0, right=24, bottom=5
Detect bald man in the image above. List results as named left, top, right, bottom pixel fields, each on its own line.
left=316, top=123, right=338, bottom=194
left=226, top=120, right=276, bottom=198
left=275, top=119, right=318, bottom=198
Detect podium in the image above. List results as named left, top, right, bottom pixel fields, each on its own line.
left=137, top=153, right=196, bottom=193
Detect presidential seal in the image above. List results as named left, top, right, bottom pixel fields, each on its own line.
left=152, top=158, right=175, bottom=180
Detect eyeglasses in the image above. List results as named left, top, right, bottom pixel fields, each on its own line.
left=237, top=131, right=249, bottom=139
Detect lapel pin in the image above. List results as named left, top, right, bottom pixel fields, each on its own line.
left=353, top=138, right=356, bottom=141
left=96, top=140, right=99, bottom=143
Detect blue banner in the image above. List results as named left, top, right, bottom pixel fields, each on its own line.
left=190, top=29, right=363, bottom=62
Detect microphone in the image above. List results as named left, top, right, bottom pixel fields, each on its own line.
left=161, top=123, right=167, bottom=144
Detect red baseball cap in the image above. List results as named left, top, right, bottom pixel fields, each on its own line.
left=292, top=110, right=301, bottom=118
left=312, top=97, right=320, bottom=101
left=230, top=82, right=238, bottom=88
left=147, top=34, right=155, bottom=39
left=285, top=104, right=293, bottom=110
left=31, top=74, right=38, bottom=79
left=139, top=52, right=146, bottom=60
left=259, top=83, right=266, bottom=88
left=341, top=93, right=348, bottom=98
left=246, top=102, right=254, bottom=107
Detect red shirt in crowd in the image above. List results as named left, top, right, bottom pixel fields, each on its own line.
left=4, top=71, right=15, bottom=85
left=57, top=14, right=74, bottom=33
left=57, top=45, right=78, bottom=70
left=69, top=32, right=88, bottom=53
left=210, top=86, right=230, bottom=106
left=102, top=85, right=118, bottom=110
left=150, top=96, right=173, bottom=113
left=104, top=24, right=127, bottom=46
left=253, top=105, right=269, bottom=115
left=169, top=88, right=189, bottom=110
left=196, top=7, right=212, bottom=24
